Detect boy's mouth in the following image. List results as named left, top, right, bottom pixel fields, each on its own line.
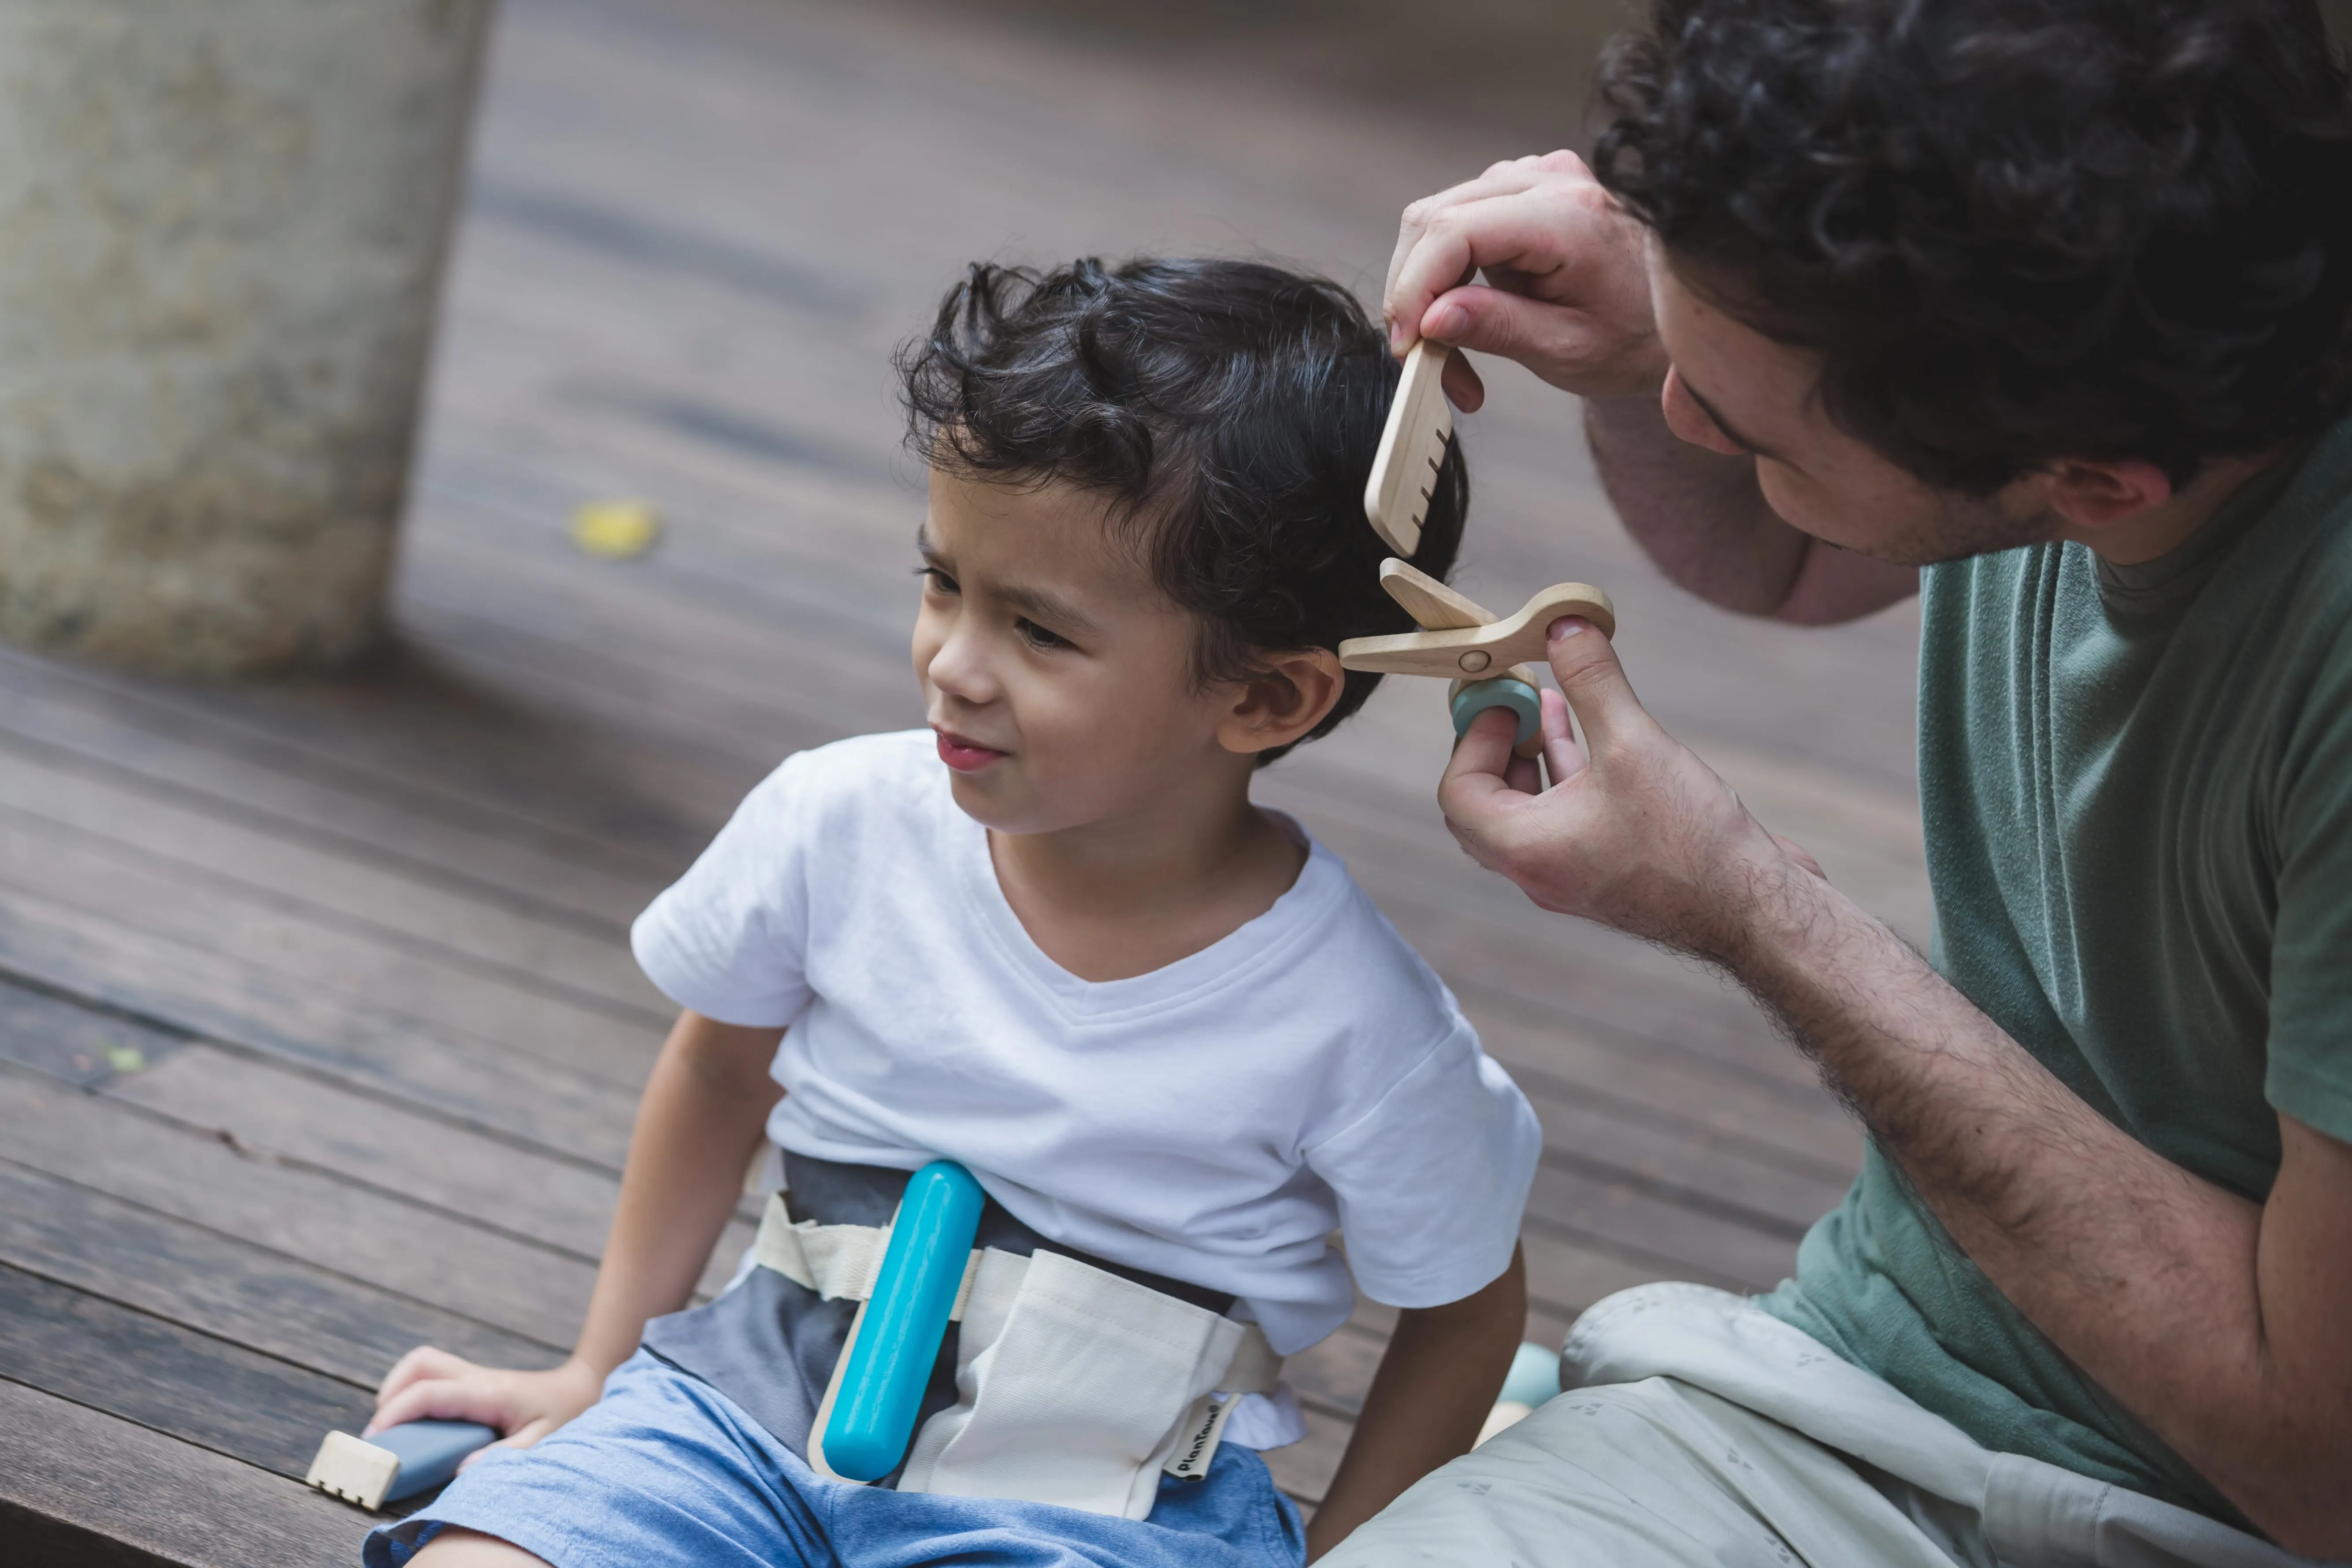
left=934, top=728, right=1009, bottom=772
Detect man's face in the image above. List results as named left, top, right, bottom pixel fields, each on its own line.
left=1647, top=243, right=2061, bottom=566
left=911, top=468, right=1246, bottom=837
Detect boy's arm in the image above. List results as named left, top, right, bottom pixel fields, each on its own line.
left=1304, top=1245, right=1526, bottom=1561
left=369, top=1010, right=784, bottom=1446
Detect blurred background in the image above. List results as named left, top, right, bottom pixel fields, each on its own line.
left=1, top=0, right=2346, bottom=1555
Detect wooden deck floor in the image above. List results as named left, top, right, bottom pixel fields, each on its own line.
left=0, top=0, right=1928, bottom=1560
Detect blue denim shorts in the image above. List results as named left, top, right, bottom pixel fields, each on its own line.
left=363, top=1351, right=1305, bottom=1568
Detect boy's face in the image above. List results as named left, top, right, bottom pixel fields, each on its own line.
left=912, top=469, right=1256, bottom=835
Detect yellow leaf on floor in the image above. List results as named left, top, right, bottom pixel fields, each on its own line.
left=570, top=499, right=662, bottom=560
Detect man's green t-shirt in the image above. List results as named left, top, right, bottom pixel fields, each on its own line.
left=1759, top=413, right=2352, bottom=1524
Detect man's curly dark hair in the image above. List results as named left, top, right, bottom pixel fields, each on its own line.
left=1593, top=0, right=2352, bottom=493
left=897, top=258, right=1468, bottom=765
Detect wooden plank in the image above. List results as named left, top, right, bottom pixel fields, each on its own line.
left=1525, top=1162, right=1799, bottom=1294
left=106, top=1043, right=758, bottom=1299
left=1522, top=1082, right=1854, bottom=1234
left=0, top=737, right=671, bottom=1021
left=0, top=641, right=708, bottom=879
left=0, top=1263, right=374, bottom=1479
left=0, top=641, right=738, bottom=872
left=1261, top=1400, right=1354, bottom=1510
left=106, top=1044, right=625, bottom=1260
left=0, top=1378, right=367, bottom=1568
left=0, top=656, right=662, bottom=931
left=0, top=1160, right=558, bottom=1381
left=1520, top=1224, right=1717, bottom=1317
left=0, top=819, right=662, bottom=1099
left=0, top=972, right=187, bottom=1089
left=1284, top=1320, right=1388, bottom=1421
left=0, top=1067, right=597, bottom=1347
left=0, top=882, right=643, bottom=1166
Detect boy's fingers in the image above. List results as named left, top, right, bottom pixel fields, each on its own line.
left=376, top=1345, right=469, bottom=1405
left=366, top=1376, right=509, bottom=1438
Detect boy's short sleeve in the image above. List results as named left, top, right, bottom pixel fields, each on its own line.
left=1304, top=1021, right=1541, bottom=1309
left=631, top=753, right=818, bottom=1029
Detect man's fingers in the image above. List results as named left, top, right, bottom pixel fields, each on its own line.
left=1439, top=349, right=1488, bottom=412
left=1420, top=286, right=1601, bottom=381
left=1538, top=686, right=1584, bottom=785
left=1438, top=707, right=1531, bottom=863
left=1545, top=616, right=1649, bottom=754
left=1385, top=156, right=1560, bottom=307
left=1504, top=749, right=1543, bottom=795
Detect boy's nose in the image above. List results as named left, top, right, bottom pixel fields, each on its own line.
left=923, top=623, right=999, bottom=704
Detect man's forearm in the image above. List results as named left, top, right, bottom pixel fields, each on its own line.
left=1583, top=394, right=1809, bottom=615
left=1729, top=874, right=2348, bottom=1551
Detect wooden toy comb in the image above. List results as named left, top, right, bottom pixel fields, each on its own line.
left=1364, top=339, right=1454, bottom=556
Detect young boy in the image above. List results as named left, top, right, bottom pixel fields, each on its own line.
left=364, top=258, right=1540, bottom=1568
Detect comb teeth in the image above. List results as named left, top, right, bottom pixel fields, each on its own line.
left=1365, top=340, right=1454, bottom=556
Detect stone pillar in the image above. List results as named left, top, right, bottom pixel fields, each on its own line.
left=0, top=0, right=493, bottom=675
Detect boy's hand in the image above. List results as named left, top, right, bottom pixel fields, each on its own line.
left=367, top=1346, right=606, bottom=1467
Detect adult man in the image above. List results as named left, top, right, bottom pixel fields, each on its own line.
left=1328, top=2, right=2352, bottom=1564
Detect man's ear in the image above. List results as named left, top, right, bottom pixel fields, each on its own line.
left=1217, top=649, right=1347, bottom=758
left=2043, top=457, right=2174, bottom=529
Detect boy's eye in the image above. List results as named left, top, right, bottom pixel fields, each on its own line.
left=1016, top=619, right=1068, bottom=651
left=916, top=565, right=958, bottom=594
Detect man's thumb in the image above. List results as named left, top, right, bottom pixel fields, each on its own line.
left=1424, top=284, right=1547, bottom=364
left=1545, top=616, right=1638, bottom=748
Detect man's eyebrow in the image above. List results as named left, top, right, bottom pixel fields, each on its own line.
left=1679, top=376, right=1788, bottom=463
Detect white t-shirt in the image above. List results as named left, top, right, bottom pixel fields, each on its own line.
left=632, top=731, right=1540, bottom=1441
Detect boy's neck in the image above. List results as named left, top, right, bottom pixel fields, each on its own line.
left=986, top=770, right=1307, bottom=984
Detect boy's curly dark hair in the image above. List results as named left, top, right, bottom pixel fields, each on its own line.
left=1593, top=0, right=2352, bottom=493
left=897, top=257, right=1467, bottom=765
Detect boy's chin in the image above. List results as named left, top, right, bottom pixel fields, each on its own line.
left=942, top=765, right=1106, bottom=839
left=943, top=767, right=1042, bottom=834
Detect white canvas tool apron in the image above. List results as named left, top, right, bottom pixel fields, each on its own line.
left=754, top=1195, right=1284, bottom=1520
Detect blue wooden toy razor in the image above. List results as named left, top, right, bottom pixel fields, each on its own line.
left=307, top=1417, right=498, bottom=1510
left=816, top=1159, right=986, bottom=1482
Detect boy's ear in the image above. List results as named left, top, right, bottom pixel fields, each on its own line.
left=1218, top=649, right=1347, bottom=757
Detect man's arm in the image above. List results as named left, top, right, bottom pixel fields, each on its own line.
left=1306, top=1247, right=1527, bottom=1560
left=1385, top=152, right=1914, bottom=625
left=1584, top=395, right=1919, bottom=623
left=1439, top=631, right=2352, bottom=1557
